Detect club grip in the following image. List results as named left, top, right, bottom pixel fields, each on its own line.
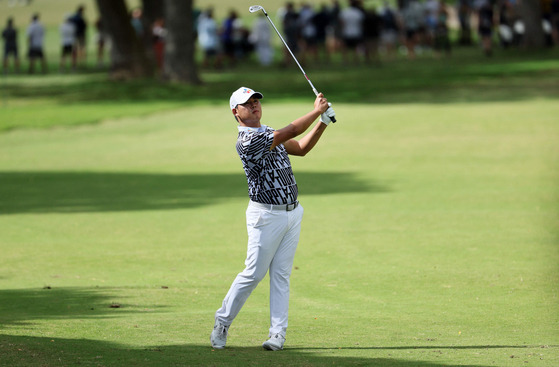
left=331, top=116, right=336, bottom=123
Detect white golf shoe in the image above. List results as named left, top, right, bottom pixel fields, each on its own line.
left=262, top=333, right=285, bottom=351
left=210, top=321, right=229, bottom=349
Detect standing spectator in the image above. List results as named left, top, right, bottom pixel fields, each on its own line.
left=379, top=1, right=400, bottom=59
left=401, top=0, right=425, bottom=59
left=26, top=13, right=46, bottom=74
left=281, top=2, right=300, bottom=67
left=197, top=8, right=222, bottom=69
left=299, top=3, right=318, bottom=64
left=152, top=17, right=166, bottom=72
left=71, top=5, right=87, bottom=67
left=59, top=14, right=76, bottom=72
left=221, top=10, right=237, bottom=66
left=363, top=6, right=382, bottom=64
left=250, top=13, right=274, bottom=66
left=326, top=0, right=342, bottom=55
left=497, top=0, right=514, bottom=48
left=236, top=26, right=253, bottom=60
left=339, top=0, right=365, bottom=64
left=313, top=4, right=332, bottom=63
left=456, top=0, right=473, bottom=45
left=550, top=0, right=559, bottom=45
left=94, top=17, right=108, bottom=67
left=433, top=3, right=451, bottom=56
left=424, top=0, right=441, bottom=47
left=131, top=8, right=144, bottom=37
left=2, top=17, right=20, bottom=73
left=477, top=0, right=495, bottom=56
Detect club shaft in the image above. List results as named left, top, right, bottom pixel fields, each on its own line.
left=262, top=10, right=319, bottom=96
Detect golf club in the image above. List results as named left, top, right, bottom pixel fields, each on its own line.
left=249, top=5, right=336, bottom=122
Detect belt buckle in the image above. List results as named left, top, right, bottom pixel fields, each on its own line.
left=286, top=202, right=298, bottom=211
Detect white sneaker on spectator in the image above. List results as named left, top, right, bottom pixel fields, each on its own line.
left=262, top=333, right=285, bottom=351
left=210, top=320, right=229, bottom=349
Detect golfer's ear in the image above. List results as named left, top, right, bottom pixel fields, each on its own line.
left=232, top=108, right=239, bottom=122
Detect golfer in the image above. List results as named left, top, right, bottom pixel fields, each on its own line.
left=211, top=87, right=336, bottom=351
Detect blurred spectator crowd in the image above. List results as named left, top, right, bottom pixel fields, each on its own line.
left=2, top=0, right=559, bottom=74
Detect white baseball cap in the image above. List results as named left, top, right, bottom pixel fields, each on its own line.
left=229, top=87, right=263, bottom=110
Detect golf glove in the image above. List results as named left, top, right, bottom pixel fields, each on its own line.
left=320, top=104, right=336, bottom=125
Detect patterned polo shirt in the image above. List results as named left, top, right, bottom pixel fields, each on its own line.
left=237, top=125, right=298, bottom=205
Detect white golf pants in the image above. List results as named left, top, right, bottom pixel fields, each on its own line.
left=215, top=200, right=304, bottom=337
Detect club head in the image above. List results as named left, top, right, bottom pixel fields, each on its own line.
left=249, top=5, right=265, bottom=13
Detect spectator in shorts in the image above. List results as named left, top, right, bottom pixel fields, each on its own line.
left=26, top=13, right=46, bottom=74
left=221, top=10, right=239, bottom=66
left=71, top=5, right=87, bottom=67
left=339, top=0, right=365, bottom=64
left=433, top=3, right=451, bottom=56
left=281, top=2, right=300, bottom=67
left=152, top=17, right=166, bottom=71
left=94, top=17, right=107, bottom=67
left=363, top=6, right=382, bottom=64
left=379, top=1, right=400, bottom=59
left=197, top=8, right=222, bottom=69
left=59, top=14, right=76, bottom=72
left=313, top=4, right=333, bottom=63
left=2, top=17, right=20, bottom=73
left=401, top=0, right=425, bottom=59
left=250, top=12, right=274, bottom=66
left=299, top=3, right=318, bottom=64
left=477, top=0, right=494, bottom=56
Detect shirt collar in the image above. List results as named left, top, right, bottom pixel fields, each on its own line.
left=238, top=124, right=267, bottom=133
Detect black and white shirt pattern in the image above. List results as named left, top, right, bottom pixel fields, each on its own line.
left=237, top=125, right=298, bottom=205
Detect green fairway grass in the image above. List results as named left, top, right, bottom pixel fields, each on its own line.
left=2, top=2, right=559, bottom=364
left=1, top=93, right=558, bottom=366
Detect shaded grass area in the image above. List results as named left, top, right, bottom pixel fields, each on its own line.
left=0, top=171, right=378, bottom=214
left=0, top=285, right=556, bottom=366
left=0, top=286, right=554, bottom=366
left=2, top=48, right=559, bottom=131
left=3, top=334, right=549, bottom=367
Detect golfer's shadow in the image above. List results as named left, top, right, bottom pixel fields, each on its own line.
left=0, top=171, right=385, bottom=214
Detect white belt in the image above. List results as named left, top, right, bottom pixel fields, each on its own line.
left=250, top=200, right=299, bottom=211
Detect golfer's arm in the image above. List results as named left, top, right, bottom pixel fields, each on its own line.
left=271, top=109, right=322, bottom=150
left=284, top=121, right=327, bottom=156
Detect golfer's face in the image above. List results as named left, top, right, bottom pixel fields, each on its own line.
left=236, top=97, right=262, bottom=122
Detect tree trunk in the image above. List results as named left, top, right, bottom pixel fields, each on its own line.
left=140, top=0, right=165, bottom=64
left=519, top=0, right=545, bottom=48
left=95, top=0, right=154, bottom=78
left=142, top=0, right=164, bottom=29
left=163, top=0, right=201, bottom=84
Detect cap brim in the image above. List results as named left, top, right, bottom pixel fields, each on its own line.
left=231, top=91, right=263, bottom=109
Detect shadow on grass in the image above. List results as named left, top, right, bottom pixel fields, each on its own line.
left=0, top=171, right=383, bottom=215
left=0, top=286, right=553, bottom=366
left=0, top=287, right=165, bottom=328
left=0, top=335, right=520, bottom=367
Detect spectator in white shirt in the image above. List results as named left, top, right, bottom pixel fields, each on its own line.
left=26, top=13, right=46, bottom=73
left=59, top=14, right=76, bottom=72
left=339, top=0, right=365, bottom=64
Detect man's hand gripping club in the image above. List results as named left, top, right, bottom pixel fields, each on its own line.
left=320, top=103, right=336, bottom=126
